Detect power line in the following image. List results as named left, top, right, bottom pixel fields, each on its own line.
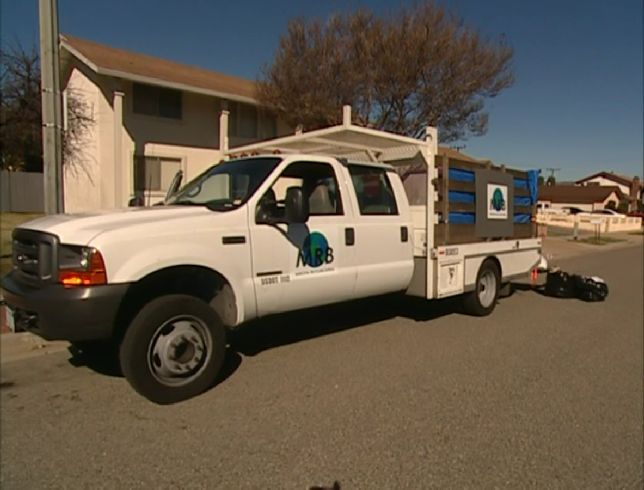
left=545, top=167, right=561, bottom=179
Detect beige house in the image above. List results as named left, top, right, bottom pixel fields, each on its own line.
left=537, top=185, right=625, bottom=212
left=576, top=172, right=642, bottom=211
left=60, top=35, right=287, bottom=212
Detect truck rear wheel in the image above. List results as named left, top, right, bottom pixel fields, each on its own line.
left=463, top=260, right=500, bottom=316
left=119, top=294, right=226, bottom=404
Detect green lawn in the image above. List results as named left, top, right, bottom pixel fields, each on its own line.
left=1, top=212, right=44, bottom=276
left=570, top=236, right=626, bottom=246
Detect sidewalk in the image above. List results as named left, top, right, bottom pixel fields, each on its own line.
left=541, top=230, right=643, bottom=262
left=0, top=331, right=68, bottom=364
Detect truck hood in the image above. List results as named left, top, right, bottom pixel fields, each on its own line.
left=18, top=206, right=217, bottom=245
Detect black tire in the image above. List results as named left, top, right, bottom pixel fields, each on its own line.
left=119, top=294, right=226, bottom=404
left=463, top=259, right=501, bottom=316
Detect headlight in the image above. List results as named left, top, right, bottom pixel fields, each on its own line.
left=58, top=245, right=107, bottom=287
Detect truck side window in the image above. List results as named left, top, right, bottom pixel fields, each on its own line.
left=260, top=162, right=344, bottom=218
left=348, top=165, right=398, bottom=215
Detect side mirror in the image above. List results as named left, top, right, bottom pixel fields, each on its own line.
left=285, top=187, right=309, bottom=224
left=164, top=170, right=183, bottom=202
left=256, top=190, right=277, bottom=224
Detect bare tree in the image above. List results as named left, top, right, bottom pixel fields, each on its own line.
left=61, top=86, right=95, bottom=180
left=0, top=44, right=42, bottom=171
left=0, top=42, right=94, bottom=173
left=258, top=3, right=514, bottom=142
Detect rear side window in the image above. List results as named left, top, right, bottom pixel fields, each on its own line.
left=348, top=165, right=398, bottom=215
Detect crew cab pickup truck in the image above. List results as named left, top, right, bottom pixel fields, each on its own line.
left=1, top=113, right=543, bottom=404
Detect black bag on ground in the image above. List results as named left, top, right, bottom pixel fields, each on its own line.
left=573, top=275, right=609, bottom=302
left=545, top=270, right=576, bottom=298
left=544, top=269, right=608, bottom=301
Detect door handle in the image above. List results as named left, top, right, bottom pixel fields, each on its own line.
left=401, top=226, right=409, bottom=242
left=345, top=227, right=355, bottom=246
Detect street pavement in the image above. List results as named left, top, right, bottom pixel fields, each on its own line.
left=0, top=241, right=642, bottom=489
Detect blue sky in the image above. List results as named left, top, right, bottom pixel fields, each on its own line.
left=2, top=0, right=642, bottom=180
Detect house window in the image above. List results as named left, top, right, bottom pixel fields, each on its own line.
left=133, top=83, right=182, bottom=119
left=134, top=156, right=182, bottom=192
left=259, top=111, right=277, bottom=139
left=229, top=101, right=257, bottom=138
left=216, top=99, right=259, bottom=139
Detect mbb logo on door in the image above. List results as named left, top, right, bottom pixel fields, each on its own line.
left=296, top=232, right=334, bottom=268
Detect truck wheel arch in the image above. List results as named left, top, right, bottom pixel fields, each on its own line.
left=114, top=265, right=239, bottom=340
left=485, top=255, right=502, bottom=279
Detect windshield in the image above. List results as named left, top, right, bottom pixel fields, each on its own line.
left=167, top=157, right=282, bottom=210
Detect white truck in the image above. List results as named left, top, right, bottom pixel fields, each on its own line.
left=1, top=108, right=543, bottom=403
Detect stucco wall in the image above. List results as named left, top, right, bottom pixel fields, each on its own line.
left=600, top=192, right=620, bottom=209
left=122, top=86, right=220, bottom=154
left=537, top=191, right=620, bottom=213
left=581, top=177, right=630, bottom=196
left=119, top=85, right=227, bottom=204
left=539, top=201, right=593, bottom=212
left=63, top=67, right=103, bottom=213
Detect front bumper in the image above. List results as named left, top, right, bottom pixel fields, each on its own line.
left=1, top=272, right=129, bottom=342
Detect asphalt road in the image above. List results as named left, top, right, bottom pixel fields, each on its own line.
left=1, top=243, right=642, bottom=489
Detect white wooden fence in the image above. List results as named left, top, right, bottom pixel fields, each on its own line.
left=537, top=212, right=642, bottom=232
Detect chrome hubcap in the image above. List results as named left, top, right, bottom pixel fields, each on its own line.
left=478, top=270, right=497, bottom=308
left=147, top=316, right=212, bottom=386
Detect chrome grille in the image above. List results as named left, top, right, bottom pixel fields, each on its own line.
left=11, top=229, right=58, bottom=285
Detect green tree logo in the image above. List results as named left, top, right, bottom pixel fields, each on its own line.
left=490, top=188, right=506, bottom=212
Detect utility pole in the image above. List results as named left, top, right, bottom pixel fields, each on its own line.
left=545, top=167, right=561, bottom=179
left=39, top=0, right=64, bottom=214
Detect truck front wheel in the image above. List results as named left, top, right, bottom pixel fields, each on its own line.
left=119, top=294, right=226, bottom=404
left=463, top=260, right=500, bottom=316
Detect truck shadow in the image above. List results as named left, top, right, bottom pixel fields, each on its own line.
left=229, top=294, right=460, bottom=357
left=67, top=294, right=460, bottom=386
left=66, top=342, right=243, bottom=387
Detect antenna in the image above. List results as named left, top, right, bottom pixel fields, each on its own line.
left=146, top=163, right=152, bottom=207
left=451, top=144, right=466, bottom=152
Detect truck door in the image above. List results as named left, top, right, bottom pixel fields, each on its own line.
left=249, top=160, right=356, bottom=316
left=346, top=165, right=414, bottom=297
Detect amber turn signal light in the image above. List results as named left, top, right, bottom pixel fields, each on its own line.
left=59, top=249, right=107, bottom=287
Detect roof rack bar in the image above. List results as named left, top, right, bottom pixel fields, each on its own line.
left=342, top=105, right=352, bottom=127
left=219, top=110, right=229, bottom=155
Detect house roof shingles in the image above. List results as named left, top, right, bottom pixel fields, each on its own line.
left=539, top=185, right=624, bottom=204
left=576, top=171, right=639, bottom=188
left=61, top=34, right=256, bottom=101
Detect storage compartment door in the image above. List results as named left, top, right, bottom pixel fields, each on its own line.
left=436, top=259, right=464, bottom=298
